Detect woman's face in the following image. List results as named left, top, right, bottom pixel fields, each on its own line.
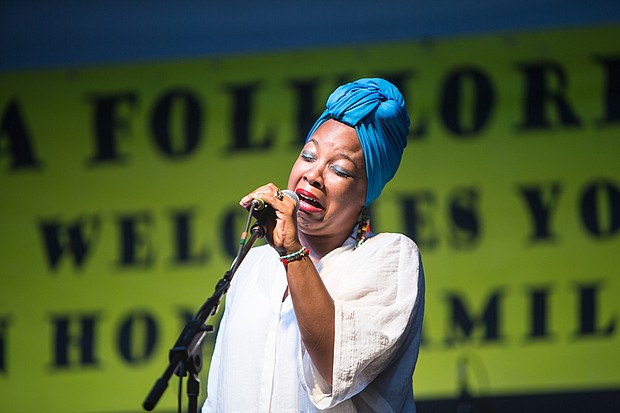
left=288, top=119, right=367, bottom=239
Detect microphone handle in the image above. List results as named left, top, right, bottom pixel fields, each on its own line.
left=251, top=198, right=266, bottom=211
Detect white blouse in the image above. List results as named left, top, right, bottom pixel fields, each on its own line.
left=202, top=232, right=425, bottom=412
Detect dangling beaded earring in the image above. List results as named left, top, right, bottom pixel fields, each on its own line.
left=355, top=207, right=371, bottom=249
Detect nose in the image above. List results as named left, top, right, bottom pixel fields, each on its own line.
left=304, top=164, right=324, bottom=189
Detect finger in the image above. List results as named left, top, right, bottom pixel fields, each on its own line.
left=240, top=183, right=278, bottom=208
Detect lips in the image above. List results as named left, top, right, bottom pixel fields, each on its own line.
left=295, top=188, right=324, bottom=213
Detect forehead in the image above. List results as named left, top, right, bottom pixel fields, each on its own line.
left=307, top=119, right=364, bottom=160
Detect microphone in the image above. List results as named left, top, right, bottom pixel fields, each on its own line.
left=242, top=190, right=300, bottom=252
left=251, top=189, right=300, bottom=215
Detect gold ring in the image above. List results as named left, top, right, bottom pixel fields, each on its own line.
left=274, top=189, right=284, bottom=201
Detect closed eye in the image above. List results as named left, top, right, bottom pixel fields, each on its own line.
left=331, top=165, right=353, bottom=178
left=301, top=151, right=316, bottom=161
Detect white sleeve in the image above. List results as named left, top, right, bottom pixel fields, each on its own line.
left=299, top=233, right=422, bottom=409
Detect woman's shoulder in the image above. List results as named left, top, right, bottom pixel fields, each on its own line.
left=364, top=232, right=419, bottom=254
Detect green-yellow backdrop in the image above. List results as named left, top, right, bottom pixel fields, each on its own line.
left=1, top=25, right=619, bottom=412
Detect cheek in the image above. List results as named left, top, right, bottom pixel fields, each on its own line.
left=332, top=192, right=364, bottom=231
left=287, top=161, right=303, bottom=188
left=331, top=179, right=365, bottom=212
left=344, top=174, right=366, bottom=202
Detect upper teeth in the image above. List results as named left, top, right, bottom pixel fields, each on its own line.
left=300, top=193, right=321, bottom=208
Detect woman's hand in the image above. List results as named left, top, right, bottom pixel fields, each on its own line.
left=240, top=183, right=302, bottom=254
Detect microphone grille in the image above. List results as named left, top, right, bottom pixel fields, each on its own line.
left=281, top=190, right=300, bottom=214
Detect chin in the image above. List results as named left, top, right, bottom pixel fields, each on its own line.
left=296, top=219, right=323, bottom=237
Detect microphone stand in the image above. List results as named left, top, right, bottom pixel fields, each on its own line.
left=142, top=222, right=266, bottom=412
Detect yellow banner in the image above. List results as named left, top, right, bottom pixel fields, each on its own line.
left=1, top=25, right=619, bottom=412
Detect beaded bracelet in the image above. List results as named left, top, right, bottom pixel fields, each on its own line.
left=280, top=246, right=310, bottom=266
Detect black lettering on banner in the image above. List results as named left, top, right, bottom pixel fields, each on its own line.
left=169, top=208, right=209, bottom=265
left=50, top=313, right=100, bottom=369
left=447, top=187, right=481, bottom=249
left=595, top=55, right=620, bottom=125
left=440, top=67, right=495, bottom=136
left=580, top=179, right=620, bottom=238
left=225, top=82, right=274, bottom=151
left=526, top=286, right=554, bottom=340
left=151, top=89, right=203, bottom=158
left=518, top=182, right=563, bottom=242
left=445, top=290, right=503, bottom=346
left=398, top=191, right=439, bottom=250
left=410, top=111, right=429, bottom=141
left=377, top=71, right=413, bottom=101
left=517, top=61, right=581, bottom=129
left=289, top=78, right=322, bottom=146
left=0, top=315, right=10, bottom=373
left=574, top=282, right=616, bottom=338
left=39, top=216, right=101, bottom=271
left=87, top=92, right=138, bottom=164
left=118, top=311, right=158, bottom=364
left=115, top=212, right=154, bottom=268
left=0, top=99, right=43, bottom=170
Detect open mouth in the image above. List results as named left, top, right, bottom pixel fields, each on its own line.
left=296, top=189, right=324, bottom=212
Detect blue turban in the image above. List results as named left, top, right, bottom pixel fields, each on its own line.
left=306, top=78, right=410, bottom=206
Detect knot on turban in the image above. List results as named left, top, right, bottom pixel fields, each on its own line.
left=306, top=78, right=410, bottom=206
